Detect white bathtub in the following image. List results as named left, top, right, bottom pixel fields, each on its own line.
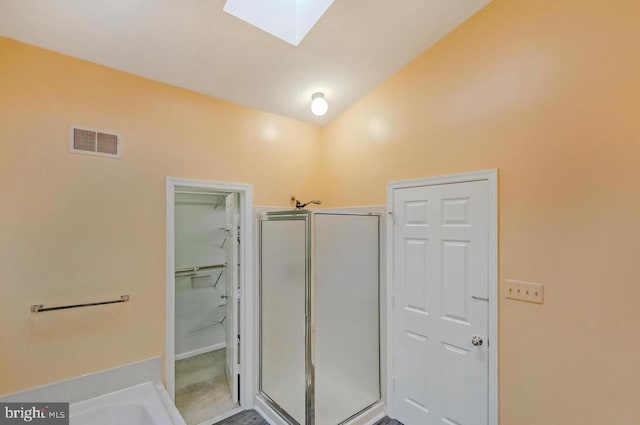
left=70, top=382, right=186, bottom=425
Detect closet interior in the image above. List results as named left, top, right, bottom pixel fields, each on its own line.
left=174, top=190, right=240, bottom=425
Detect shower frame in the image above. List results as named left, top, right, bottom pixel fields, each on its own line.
left=257, top=209, right=383, bottom=425
left=259, top=210, right=314, bottom=425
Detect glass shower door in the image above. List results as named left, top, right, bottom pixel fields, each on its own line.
left=314, top=213, right=380, bottom=425
left=259, top=212, right=310, bottom=425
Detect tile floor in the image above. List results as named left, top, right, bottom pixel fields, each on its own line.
left=175, top=350, right=402, bottom=425
left=175, top=349, right=237, bottom=425
left=216, top=409, right=403, bottom=425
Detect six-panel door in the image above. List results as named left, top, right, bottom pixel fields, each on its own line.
left=393, top=181, right=489, bottom=425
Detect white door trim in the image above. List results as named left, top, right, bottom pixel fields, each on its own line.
left=386, top=169, right=498, bottom=425
left=165, top=177, right=255, bottom=410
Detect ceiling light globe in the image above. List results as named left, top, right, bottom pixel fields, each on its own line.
left=311, top=92, right=328, bottom=116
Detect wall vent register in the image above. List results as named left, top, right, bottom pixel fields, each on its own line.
left=70, top=126, right=121, bottom=158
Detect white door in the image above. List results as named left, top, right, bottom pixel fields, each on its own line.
left=392, top=180, right=489, bottom=425
left=225, top=193, right=239, bottom=404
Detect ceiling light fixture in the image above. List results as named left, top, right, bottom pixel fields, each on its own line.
left=310, top=92, right=328, bottom=116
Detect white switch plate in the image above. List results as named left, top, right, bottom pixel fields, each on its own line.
left=504, top=279, right=544, bottom=304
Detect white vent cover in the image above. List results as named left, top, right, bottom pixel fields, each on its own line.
left=70, top=126, right=121, bottom=158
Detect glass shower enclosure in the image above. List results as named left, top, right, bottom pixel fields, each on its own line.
left=259, top=210, right=380, bottom=425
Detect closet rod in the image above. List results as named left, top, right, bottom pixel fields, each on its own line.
left=175, top=264, right=226, bottom=274
left=175, top=191, right=229, bottom=196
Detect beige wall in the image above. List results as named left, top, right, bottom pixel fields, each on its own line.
left=0, top=37, right=323, bottom=394
left=2, top=0, right=640, bottom=421
left=322, top=0, right=640, bottom=424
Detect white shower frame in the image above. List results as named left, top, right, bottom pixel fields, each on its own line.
left=165, top=177, right=255, bottom=421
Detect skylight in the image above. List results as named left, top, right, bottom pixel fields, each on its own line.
left=223, top=0, right=335, bottom=46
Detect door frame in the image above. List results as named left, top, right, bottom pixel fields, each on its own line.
left=385, top=169, right=498, bottom=425
left=165, top=177, right=255, bottom=412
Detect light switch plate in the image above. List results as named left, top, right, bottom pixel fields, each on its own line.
left=504, top=279, right=544, bottom=304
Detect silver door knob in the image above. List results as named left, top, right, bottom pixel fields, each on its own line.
left=472, top=336, right=483, bottom=346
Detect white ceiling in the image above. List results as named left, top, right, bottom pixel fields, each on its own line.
left=0, top=0, right=491, bottom=125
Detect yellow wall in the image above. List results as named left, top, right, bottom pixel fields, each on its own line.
left=2, top=0, right=640, bottom=421
left=0, top=37, right=323, bottom=394
left=322, top=0, right=640, bottom=423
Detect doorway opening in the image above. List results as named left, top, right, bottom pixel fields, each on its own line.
left=166, top=177, right=254, bottom=425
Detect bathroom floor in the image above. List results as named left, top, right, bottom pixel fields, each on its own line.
left=175, top=349, right=237, bottom=425
left=216, top=410, right=404, bottom=425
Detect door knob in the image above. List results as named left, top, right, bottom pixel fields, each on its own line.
left=472, top=336, right=483, bottom=346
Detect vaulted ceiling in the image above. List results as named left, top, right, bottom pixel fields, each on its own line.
left=0, top=0, right=491, bottom=125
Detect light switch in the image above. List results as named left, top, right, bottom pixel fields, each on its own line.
left=504, top=279, right=544, bottom=304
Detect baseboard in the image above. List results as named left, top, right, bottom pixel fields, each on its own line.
left=175, top=342, right=226, bottom=361
left=344, top=401, right=385, bottom=425
left=254, top=396, right=287, bottom=425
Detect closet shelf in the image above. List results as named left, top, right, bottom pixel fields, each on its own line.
left=175, top=263, right=226, bottom=275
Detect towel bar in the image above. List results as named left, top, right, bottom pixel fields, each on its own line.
left=31, top=295, right=130, bottom=313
